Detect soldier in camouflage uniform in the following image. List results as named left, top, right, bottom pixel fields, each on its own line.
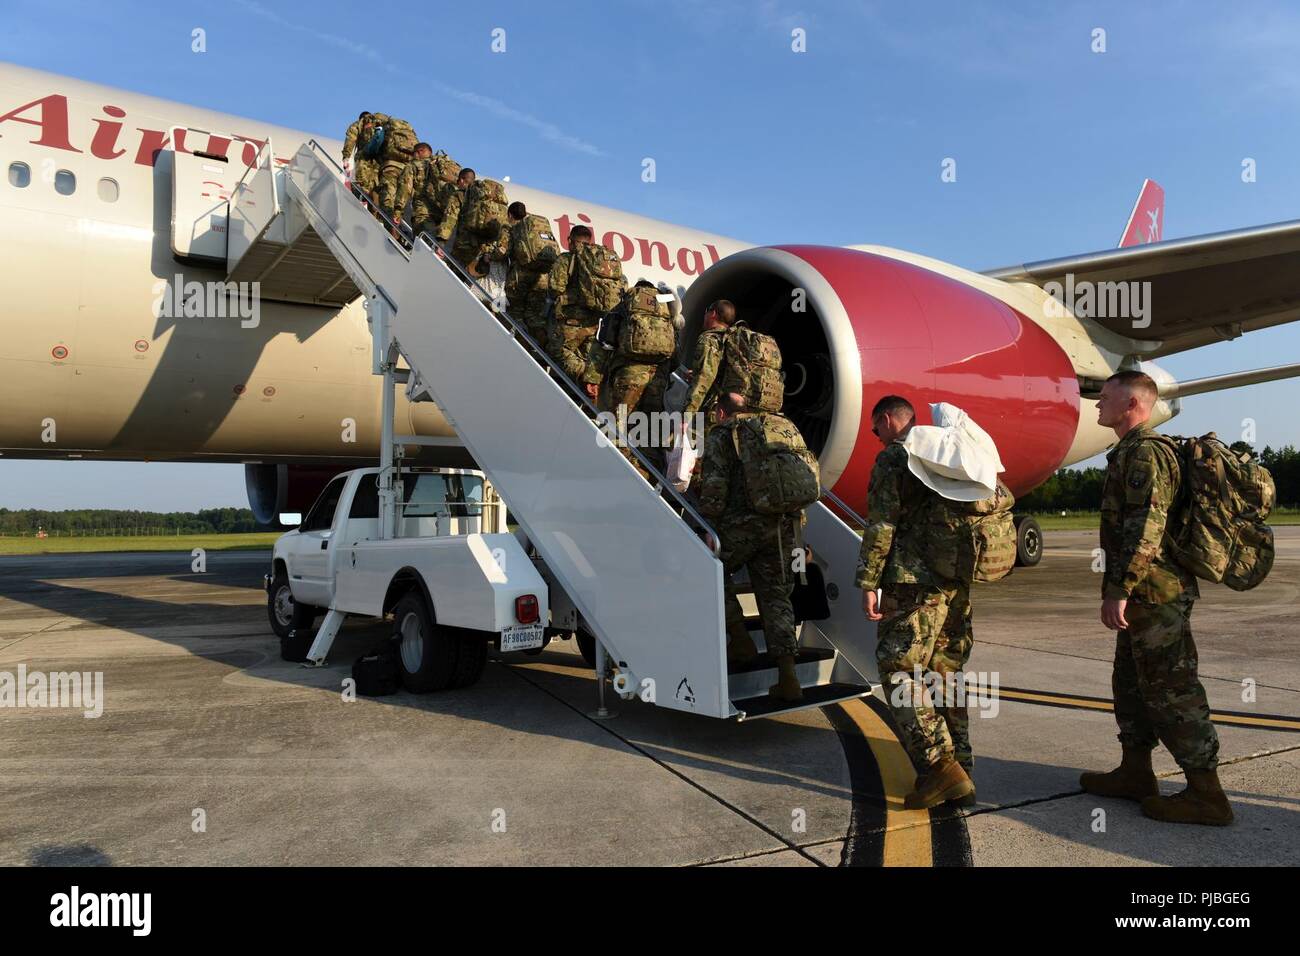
left=504, top=202, right=556, bottom=343
left=434, top=167, right=475, bottom=246
left=682, top=299, right=737, bottom=427
left=1081, top=369, right=1231, bottom=826
left=697, top=393, right=804, bottom=698
left=583, top=281, right=674, bottom=475
left=391, top=143, right=434, bottom=235
left=545, top=225, right=624, bottom=382
left=376, top=118, right=418, bottom=221
left=341, top=112, right=380, bottom=204
left=857, top=394, right=977, bottom=810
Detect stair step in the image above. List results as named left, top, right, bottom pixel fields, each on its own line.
left=731, top=682, right=872, bottom=722
left=727, top=647, right=833, bottom=675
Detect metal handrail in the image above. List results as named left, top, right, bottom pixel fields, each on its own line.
left=820, top=486, right=868, bottom=530
left=409, top=233, right=722, bottom=557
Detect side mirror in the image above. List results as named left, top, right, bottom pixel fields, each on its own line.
left=278, top=512, right=302, bottom=527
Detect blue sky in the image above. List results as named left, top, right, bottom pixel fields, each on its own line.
left=3, top=0, right=1299, bottom=510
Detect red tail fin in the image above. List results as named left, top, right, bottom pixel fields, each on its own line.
left=1118, top=179, right=1164, bottom=247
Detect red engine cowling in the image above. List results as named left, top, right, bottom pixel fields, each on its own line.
left=680, top=246, right=1081, bottom=509
left=245, top=464, right=351, bottom=526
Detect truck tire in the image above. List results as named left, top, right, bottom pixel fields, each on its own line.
left=393, top=592, right=459, bottom=692
left=268, top=571, right=317, bottom=639
left=451, top=635, right=488, bottom=688
left=1014, top=515, right=1043, bottom=567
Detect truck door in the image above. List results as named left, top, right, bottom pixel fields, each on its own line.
left=289, top=474, right=348, bottom=606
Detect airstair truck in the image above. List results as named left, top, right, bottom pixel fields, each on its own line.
left=208, top=135, right=876, bottom=720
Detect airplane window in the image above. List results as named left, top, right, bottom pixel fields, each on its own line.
left=54, top=170, right=75, bottom=196
left=97, top=178, right=119, bottom=203
left=7, top=162, right=30, bottom=188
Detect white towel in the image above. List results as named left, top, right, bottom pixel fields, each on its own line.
left=901, top=403, right=1005, bottom=502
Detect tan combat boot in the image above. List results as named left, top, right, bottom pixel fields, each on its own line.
left=1141, top=769, right=1234, bottom=826
left=767, top=654, right=803, bottom=702
left=1079, top=745, right=1159, bottom=801
left=903, top=756, right=975, bottom=810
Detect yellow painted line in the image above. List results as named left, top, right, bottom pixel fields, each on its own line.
left=840, top=697, right=932, bottom=867
left=997, top=687, right=1300, bottom=732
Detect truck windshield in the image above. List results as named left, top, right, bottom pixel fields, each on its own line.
left=401, top=473, right=485, bottom=518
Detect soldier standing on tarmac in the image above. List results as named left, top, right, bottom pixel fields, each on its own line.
left=857, top=394, right=976, bottom=810
left=1080, top=369, right=1231, bottom=826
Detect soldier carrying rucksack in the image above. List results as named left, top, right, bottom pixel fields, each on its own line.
left=583, top=280, right=678, bottom=472
left=505, top=201, right=561, bottom=343
left=374, top=115, right=420, bottom=219
left=1079, top=368, right=1259, bottom=827
left=857, top=394, right=981, bottom=810
left=698, top=392, right=821, bottom=701
left=394, top=148, right=460, bottom=239
left=434, top=167, right=476, bottom=245
left=342, top=111, right=382, bottom=206
left=545, top=225, right=627, bottom=382
left=683, top=300, right=784, bottom=429
left=450, top=176, right=511, bottom=279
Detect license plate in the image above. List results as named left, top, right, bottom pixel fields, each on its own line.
left=500, top=624, right=544, bottom=652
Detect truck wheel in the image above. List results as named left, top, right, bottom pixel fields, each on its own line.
left=451, top=635, right=488, bottom=688
left=1014, top=516, right=1043, bottom=567
left=268, top=571, right=317, bottom=639
left=574, top=625, right=597, bottom=669
left=393, top=592, right=459, bottom=692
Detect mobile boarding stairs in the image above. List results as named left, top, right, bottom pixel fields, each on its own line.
left=202, top=138, right=881, bottom=720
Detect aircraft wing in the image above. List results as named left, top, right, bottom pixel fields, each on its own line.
left=985, top=217, right=1300, bottom=359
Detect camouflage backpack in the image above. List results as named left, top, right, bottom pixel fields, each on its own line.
left=571, top=241, right=625, bottom=313
left=720, top=324, right=784, bottom=413
left=459, top=178, right=509, bottom=244
left=423, top=153, right=460, bottom=196
left=924, top=481, right=1018, bottom=584
left=1150, top=433, right=1275, bottom=591
left=732, top=413, right=821, bottom=516
left=510, top=213, right=560, bottom=273
left=617, top=285, right=676, bottom=363
left=381, top=117, right=418, bottom=161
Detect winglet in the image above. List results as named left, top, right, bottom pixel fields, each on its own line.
left=1118, top=179, right=1164, bottom=248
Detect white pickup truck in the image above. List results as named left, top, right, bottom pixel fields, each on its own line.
left=264, top=466, right=550, bottom=691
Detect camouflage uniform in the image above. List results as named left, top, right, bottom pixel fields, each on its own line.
left=379, top=160, right=408, bottom=218
left=698, top=418, right=800, bottom=658
left=342, top=118, right=379, bottom=194
left=583, top=297, right=672, bottom=474
left=856, top=439, right=971, bottom=768
left=505, top=220, right=556, bottom=342
left=394, top=156, right=439, bottom=236
left=545, top=250, right=618, bottom=382
left=682, top=326, right=727, bottom=424
left=1101, top=422, right=1217, bottom=771
left=449, top=195, right=510, bottom=275
left=434, top=184, right=466, bottom=244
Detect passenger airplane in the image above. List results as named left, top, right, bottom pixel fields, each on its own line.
left=2, top=62, right=1299, bottom=524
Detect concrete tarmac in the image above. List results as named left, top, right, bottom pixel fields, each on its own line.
left=0, top=529, right=1296, bottom=866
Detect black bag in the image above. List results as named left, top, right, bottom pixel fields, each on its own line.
left=353, top=649, right=400, bottom=696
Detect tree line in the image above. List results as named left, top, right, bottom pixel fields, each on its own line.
left=1018, top=444, right=1300, bottom=513
left=0, top=507, right=265, bottom=535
